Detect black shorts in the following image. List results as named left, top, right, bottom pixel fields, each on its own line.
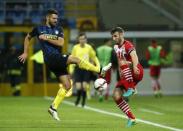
left=89, top=71, right=97, bottom=81
left=74, top=67, right=91, bottom=82
left=45, top=54, right=69, bottom=78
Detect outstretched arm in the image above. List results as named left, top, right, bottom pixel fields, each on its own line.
left=18, top=34, right=32, bottom=63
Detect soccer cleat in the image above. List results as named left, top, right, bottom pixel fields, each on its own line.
left=123, top=88, right=135, bottom=97
left=126, top=119, right=137, bottom=127
left=48, top=106, right=60, bottom=121
left=101, top=63, right=112, bottom=77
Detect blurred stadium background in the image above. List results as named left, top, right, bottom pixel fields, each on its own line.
left=0, top=0, right=183, bottom=130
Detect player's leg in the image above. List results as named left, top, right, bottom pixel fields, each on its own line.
left=113, top=87, right=136, bottom=127
left=48, top=75, right=71, bottom=121
left=80, top=70, right=91, bottom=107
left=86, top=82, right=91, bottom=100
left=157, top=77, right=162, bottom=97
left=9, top=75, right=21, bottom=96
left=151, top=77, right=158, bottom=97
left=74, top=68, right=83, bottom=106
left=75, top=82, right=82, bottom=106
left=104, top=69, right=111, bottom=100
left=156, top=67, right=162, bottom=97
left=67, top=55, right=112, bottom=74
left=67, top=55, right=100, bottom=73
left=120, top=61, right=135, bottom=97
left=86, top=71, right=95, bottom=100
left=123, top=63, right=144, bottom=97
left=150, top=66, right=162, bottom=97
left=119, top=61, right=135, bottom=97
left=82, top=82, right=88, bottom=107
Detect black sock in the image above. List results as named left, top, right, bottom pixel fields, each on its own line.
left=75, top=89, right=82, bottom=106
left=81, top=90, right=86, bottom=107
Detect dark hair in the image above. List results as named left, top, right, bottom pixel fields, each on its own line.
left=46, top=9, right=58, bottom=16
left=151, top=39, right=156, bottom=43
left=78, top=32, right=87, bottom=38
left=110, top=27, right=124, bottom=34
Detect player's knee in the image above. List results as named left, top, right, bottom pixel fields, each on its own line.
left=75, top=83, right=82, bottom=90
left=62, top=82, right=72, bottom=91
left=113, top=89, right=121, bottom=100
left=67, top=55, right=80, bottom=64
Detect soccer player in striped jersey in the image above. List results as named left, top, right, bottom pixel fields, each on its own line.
left=111, top=27, right=144, bottom=127
left=18, top=9, right=111, bottom=121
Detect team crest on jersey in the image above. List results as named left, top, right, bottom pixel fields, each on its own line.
left=55, top=30, right=59, bottom=35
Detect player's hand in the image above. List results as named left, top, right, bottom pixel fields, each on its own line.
left=39, top=34, right=47, bottom=41
left=133, top=66, right=140, bottom=75
left=18, top=53, right=28, bottom=63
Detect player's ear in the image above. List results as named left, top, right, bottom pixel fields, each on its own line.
left=46, top=15, right=49, bottom=21
left=120, top=32, right=124, bottom=36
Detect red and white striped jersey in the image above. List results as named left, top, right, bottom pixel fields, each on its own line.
left=113, top=40, right=135, bottom=62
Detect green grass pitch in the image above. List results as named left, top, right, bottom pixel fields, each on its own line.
left=0, top=95, right=183, bottom=131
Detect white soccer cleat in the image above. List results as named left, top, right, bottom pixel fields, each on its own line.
left=48, top=107, right=60, bottom=121
left=101, top=63, right=112, bottom=76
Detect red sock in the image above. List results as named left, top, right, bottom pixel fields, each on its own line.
left=115, top=97, right=135, bottom=119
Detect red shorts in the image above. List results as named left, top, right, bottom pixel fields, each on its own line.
left=116, top=64, right=144, bottom=90
left=150, top=65, right=161, bottom=77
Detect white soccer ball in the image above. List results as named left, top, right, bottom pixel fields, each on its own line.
left=94, top=78, right=107, bottom=91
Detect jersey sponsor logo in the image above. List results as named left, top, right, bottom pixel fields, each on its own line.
left=45, top=34, right=58, bottom=40
left=55, top=30, right=59, bottom=35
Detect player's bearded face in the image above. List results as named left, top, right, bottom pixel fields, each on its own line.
left=112, top=32, right=121, bottom=44
left=48, top=14, right=58, bottom=26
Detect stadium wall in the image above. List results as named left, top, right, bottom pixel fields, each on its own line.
left=98, top=0, right=175, bottom=29
left=138, top=68, right=183, bottom=95
left=0, top=69, right=182, bottom=96
left=110, top=68, right=183, bottom=95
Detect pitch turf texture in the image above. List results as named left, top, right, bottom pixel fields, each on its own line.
left=0, top=96, right=183, bottom=131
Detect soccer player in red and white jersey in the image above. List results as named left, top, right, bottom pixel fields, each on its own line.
left=111, top=27, right=144, bottom=127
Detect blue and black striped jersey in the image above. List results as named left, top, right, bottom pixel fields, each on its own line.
left=29, top=25, right=64, bottom=62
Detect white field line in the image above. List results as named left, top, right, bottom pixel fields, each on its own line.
left=139, top=108, right=164, bottom=115
left=45, top=97, right=183, bottom=131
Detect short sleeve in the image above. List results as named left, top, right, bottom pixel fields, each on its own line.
left=125, top=42, right=135, bottom=55
left=29, top=27, right=38, bottom=37
left=89, top=46, right=96, bottom=58
left=71, top=45, right=76, bottom=56
left=58, top=27, right=64, bottom=38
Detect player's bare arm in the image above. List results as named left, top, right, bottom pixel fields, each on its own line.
left=18, top=34, right=32, bottom=63
left=130, top=50, right=139, bottom=74
left=39, top=34, right=64, bottom=47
